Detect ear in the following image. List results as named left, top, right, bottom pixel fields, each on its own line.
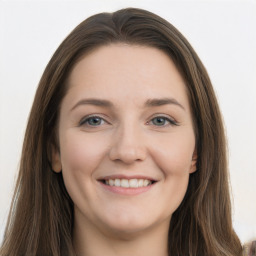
left=189, top=149, right=197, bottom=173
left=51, top=144, right=62, bottom=173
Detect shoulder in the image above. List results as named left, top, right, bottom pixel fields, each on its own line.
left=243, top=240, right=256, bottom=256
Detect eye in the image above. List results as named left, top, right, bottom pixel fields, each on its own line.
left=79, top=115, right=107, bottom=127
left=148, top=116, right=178, bottom=127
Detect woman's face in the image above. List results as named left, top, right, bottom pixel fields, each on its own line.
left=52, top=44, right=197, bottom=237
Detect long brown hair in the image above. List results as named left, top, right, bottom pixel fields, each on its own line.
left=0, top=8, right=242, bottom=256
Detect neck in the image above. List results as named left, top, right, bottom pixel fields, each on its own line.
left=73, top=213, right=170, bottom=256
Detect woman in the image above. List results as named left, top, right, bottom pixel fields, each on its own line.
left=0, top=8, right=242, bottom=256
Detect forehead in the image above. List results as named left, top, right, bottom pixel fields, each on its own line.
left=64, top=43, right=190, bottom=110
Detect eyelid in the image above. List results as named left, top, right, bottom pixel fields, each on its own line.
left=78, top=113, right=179, bottom=127
left=79, top=114, right=109, bottom=127
left=147, top=114, right=179, bottom=126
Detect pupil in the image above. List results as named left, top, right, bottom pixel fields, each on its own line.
left=154, top=117, right=165, bottom=125
left=89, top=117, right=101, bottom=125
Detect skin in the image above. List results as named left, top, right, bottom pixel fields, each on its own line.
left=52, top=44, right=197, bottom=256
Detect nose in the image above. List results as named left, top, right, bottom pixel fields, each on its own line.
left=108, top=124, right=147, bottom=164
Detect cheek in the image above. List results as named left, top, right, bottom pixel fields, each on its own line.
left=60, top=131, right=107, bottom=172
left=146, top=131, right=195, bottom=213
left=163, top=173, right=189, bottom=215
left=58, top=131, right=108, bottom=203
left=149, top=130, right=195, bottom=176
left=58, top=131, right=113, bottom=214
left=152, top=140, right=192, bottom=214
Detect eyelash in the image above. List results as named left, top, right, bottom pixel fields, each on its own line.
left=147, top=116, right=178, bottom=127
left=79, top=115, right=108, bottom=127
left=79, top=114, right=178, bottom=128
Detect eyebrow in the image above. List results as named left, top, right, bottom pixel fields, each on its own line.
left=145, top=98, right=185, bottom=110
left=70, top=97, right=185, bottom=111
left=71, top=98, right=114, bottom=111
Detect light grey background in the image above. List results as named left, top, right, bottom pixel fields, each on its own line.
left=0, top=0, right=255, bottom=244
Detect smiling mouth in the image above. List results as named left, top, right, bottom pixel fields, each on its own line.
left=99, top=178, right=156, bottom=188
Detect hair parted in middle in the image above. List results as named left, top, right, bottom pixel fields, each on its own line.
left=0, top=7, right=242, bottom=256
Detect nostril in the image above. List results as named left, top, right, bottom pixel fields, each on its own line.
left=108, top=139, right=147, bottom=163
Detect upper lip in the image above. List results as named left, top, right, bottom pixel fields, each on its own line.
left=97, top=174, right=158, bottom=182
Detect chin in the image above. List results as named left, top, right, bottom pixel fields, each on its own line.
left=106, top=216, right=147, bottom=232
left=104, top=223, right=153, bottom=240
left=100, top=212, right=169, bottom=238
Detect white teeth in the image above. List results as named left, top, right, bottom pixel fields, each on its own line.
left=121, top=179, right=129, bottom=188
left=115, top=179, right=121, bottom=187
left=143, top=180, right=150, bottom=186
left=104, top=178, right=153, bottom=188
left=129, top=179, right=138, bottom=188
left=138, top=179, right=144, bottom=187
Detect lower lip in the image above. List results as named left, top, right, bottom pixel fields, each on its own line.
left=99, top=182, right=155, bottom=195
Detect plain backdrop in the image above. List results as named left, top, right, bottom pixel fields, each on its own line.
left=0, top=0, right=255, bottom=244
